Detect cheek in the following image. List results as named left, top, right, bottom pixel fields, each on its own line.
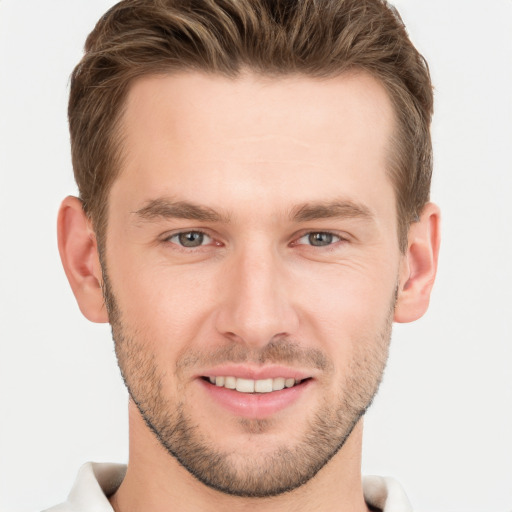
left=107, top=250, right=221, bottom=358
left=292, top=261, right=397, bottom=356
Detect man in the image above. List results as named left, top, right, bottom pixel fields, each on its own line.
left=51, top=0, right=440, bottom=510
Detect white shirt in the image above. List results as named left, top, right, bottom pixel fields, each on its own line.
left=43, top=462, right=413, bottom=512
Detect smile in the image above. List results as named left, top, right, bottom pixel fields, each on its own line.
left=199, top=372, right=313, bottom=418
left=206, top=376, right=303, bottom=393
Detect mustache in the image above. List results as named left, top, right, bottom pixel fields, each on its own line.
left=176, top=338, right=333, bottom=374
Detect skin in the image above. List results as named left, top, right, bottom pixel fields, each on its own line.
left=58, top=71, right=440, bottom=512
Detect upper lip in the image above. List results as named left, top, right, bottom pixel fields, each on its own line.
left=195, top=365, right=315, bottom=381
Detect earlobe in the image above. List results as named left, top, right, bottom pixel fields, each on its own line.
left=57, top=196, right=109, bottom=323
left=394, top=202, right=441, bottom=323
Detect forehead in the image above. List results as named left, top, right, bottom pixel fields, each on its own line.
left=114, top=70, right=396, bottom=221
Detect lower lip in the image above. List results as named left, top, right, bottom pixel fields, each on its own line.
left=199, top=379, right=312, bottom=419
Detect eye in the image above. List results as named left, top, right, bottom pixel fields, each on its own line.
left=168, top=231, right=212, bottom=248
left=296, top=232, right=342, bottom=247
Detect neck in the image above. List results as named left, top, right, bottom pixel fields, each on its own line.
left=109, top=401, right=370, bottom=512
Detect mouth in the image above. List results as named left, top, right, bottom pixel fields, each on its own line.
left=198, top=372, right=313, bottom=419
left=202, top=376, right=310, bottom=393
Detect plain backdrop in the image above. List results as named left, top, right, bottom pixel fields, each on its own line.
left=0, top=1, right=511, bottom=511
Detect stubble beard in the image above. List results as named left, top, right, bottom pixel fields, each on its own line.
left=103, top=272, right=394, bottom=498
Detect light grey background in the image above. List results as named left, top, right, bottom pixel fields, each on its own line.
left=0, top=1, right=511, bottom=511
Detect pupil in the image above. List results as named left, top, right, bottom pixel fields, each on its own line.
left=309, top=232, right=332, bottom=246
left=179, top=232, right=204, bottom=247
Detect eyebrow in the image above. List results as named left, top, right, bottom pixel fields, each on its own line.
left=290, top=200, right=374, bottom=223
left=133, top=198, right=230, bottom=223
left=133, top=197, right=374, bottom=224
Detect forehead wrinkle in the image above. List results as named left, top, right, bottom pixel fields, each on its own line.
left=132, top=197, right=231, bottom=223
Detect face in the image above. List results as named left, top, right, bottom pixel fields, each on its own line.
left=103, top=71, right=404, bottom=496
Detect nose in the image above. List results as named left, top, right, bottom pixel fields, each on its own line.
left=214, top=243, right=299, bottom=348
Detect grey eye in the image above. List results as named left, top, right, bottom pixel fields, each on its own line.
left=309, top=232, right=334, bottom=246
left=171, top=231, right=210, bottom=248
left=297, top=232, right=340, bottom=247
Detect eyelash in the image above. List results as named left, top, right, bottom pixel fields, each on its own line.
left=163, top=230, right=347, bottom=250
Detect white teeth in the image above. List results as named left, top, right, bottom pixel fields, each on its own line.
left=236, top=378, right=255, bottom=393
left=254, top=378, right=273, bottom=393
left=207, top=376, right=303, bottom=393
left=272, top=377, right=285, bottom=391
left=285, top=378, right=295, bottom=388
left=224, top=376, right=236, bottom=389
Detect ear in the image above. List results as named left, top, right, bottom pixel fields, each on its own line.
left=57, top=196, right=109, bottom=323
left=394, top=202, right=441, bottom=323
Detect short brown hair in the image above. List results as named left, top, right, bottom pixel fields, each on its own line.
left=69, top=0, right=433, bottom=252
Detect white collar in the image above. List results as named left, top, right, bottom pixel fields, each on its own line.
left=44, top=462, right=413, bottom=512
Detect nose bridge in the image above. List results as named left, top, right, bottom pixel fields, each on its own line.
left=215, top=239, right=298, bottom=346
